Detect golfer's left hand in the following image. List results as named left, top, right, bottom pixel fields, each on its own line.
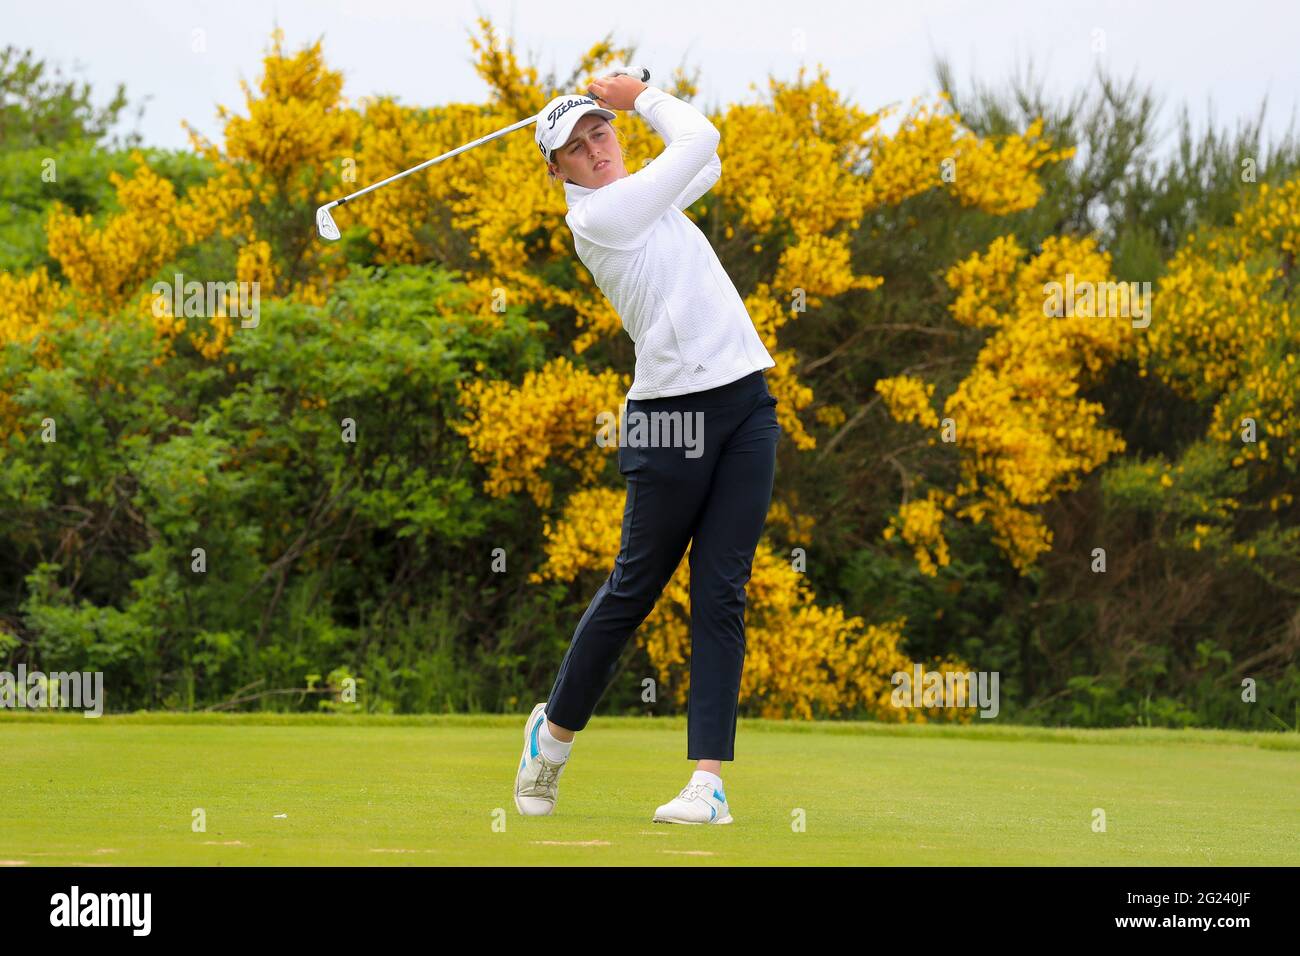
left=588, top=74, right=647, bottom=111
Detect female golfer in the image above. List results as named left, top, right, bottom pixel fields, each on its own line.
left=514, top=72, right=779, bottom=824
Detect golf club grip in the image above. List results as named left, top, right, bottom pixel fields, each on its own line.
left=608, top=65, right=651, bottom=83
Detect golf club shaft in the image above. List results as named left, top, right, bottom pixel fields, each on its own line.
left=326, top=114, right=537, bottom=212
left=314, top=65, right=649, bottom=241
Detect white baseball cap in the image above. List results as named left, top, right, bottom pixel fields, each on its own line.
left=535, top=93, right=617, bottom=164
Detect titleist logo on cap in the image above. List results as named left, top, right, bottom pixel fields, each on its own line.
left=546, top=96, right=597, bottom=129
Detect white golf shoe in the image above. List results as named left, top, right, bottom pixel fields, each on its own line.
left=652, top=780, right=733, bottom=825
left=514, top=702, right=568, bottom=816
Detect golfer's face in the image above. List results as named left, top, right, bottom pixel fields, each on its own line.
left=555, top=115, right=623, bottom=188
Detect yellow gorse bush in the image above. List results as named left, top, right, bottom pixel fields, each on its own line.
left=182, top=29, right=359, bottom=306
left=882, top=490, right=956, bottom=577
left=33, top=28, right=356, bottom=370
left=0, top=267, right=69, bottom=438
left=451, top=356, right=628, bottom=509
left=46, top=159, right=183, bottom=310
left=876, top=375, right=940, bottom=429
left=1142, top=176, right=1300, bottom=476
left=218, top=34, right=355, bottom=185
left=0, top=266, right=66, bottom=347
left=862, top=97, right=1074, bottom=214
left=878, top=234, right=1137, bottom=574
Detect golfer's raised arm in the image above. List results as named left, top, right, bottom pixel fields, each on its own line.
left=648, top=96, right=722, bottom=211
left=567, top=86, right=721, bottom=247
left=670, top=151, right=721, bottom=212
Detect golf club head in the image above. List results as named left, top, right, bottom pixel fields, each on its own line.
left=316, top=205, right=341, bottom=242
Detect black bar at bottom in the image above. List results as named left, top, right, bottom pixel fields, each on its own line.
left=0, top=865, right=1290, bottom=940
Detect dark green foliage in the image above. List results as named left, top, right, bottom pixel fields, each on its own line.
left=0, top=264, right=574, bottom=712
left=0, top=44, right=136, bottom=151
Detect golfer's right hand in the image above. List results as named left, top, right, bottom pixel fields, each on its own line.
left=588, top=74, right=648, bottom=112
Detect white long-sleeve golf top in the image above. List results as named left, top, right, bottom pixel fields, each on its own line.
left=563, top=86, right=776, bottom=400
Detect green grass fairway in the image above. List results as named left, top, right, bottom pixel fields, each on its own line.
left=2, top=713, right=1297, bottom=866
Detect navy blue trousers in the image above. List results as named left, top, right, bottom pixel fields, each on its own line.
left=545, top=369, right=780, bottom=760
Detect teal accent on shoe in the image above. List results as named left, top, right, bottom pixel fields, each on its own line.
left=529, top=713, right=543, bottom=760
left=708, top=803, right=717, bottom=822
left=713, top=788, right=725, bottom=803
left=521, top=756, right=527, bottom=770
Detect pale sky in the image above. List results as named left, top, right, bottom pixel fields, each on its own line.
left=5, top=0, right=1298, bottom=158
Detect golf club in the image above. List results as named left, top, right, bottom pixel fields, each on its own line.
left=315, top=65, right=651, bottom=241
